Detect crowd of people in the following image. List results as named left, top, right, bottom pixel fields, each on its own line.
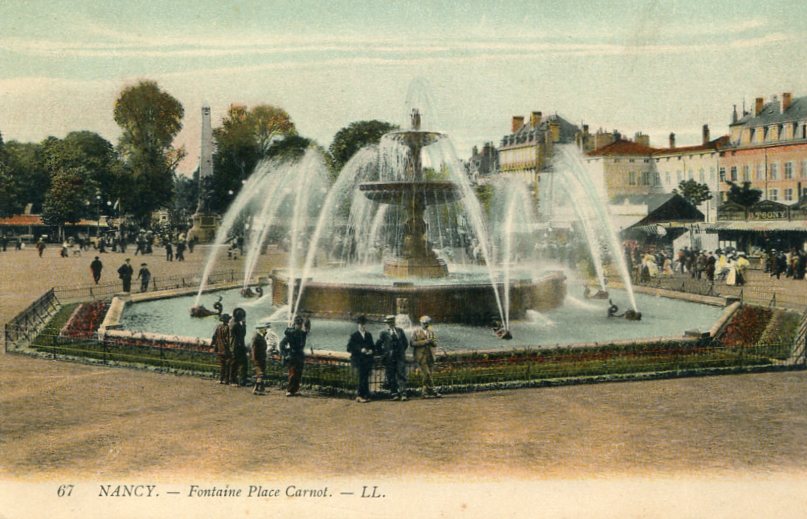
left=208, top=309, right=442, bottom=402
left=626, top=244, right=754, bottom=286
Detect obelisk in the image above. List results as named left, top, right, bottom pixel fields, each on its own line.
left=188, top=102, right=219, bottom=242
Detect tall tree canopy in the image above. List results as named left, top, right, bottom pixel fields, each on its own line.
left=673, top=179, right=713, bottom=206
left=114, top=81, right=185, bottom=220
left=42, top=166, right=98, bottom=237
left=726, top=181, right=763, bottom=207
left=328, top=120, right=398, bottom=173
left=210, top=103, right=296, bottom=213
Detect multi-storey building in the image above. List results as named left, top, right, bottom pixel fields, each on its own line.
left=585, top=137, right=660, bottom=198
left=720, top=93, right=807, bottom=203
left=652, top=127, right=729, bottom=223
left=496, top=110, right=579, bottom=197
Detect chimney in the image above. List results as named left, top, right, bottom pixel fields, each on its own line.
left=783, top=92, right=792, bottom=112
left=732, top=104, right=738, bottom=124
left=549, top=120, right=560, bottom=143
left=669, top=132, right=676, bottom=149
left=755, top=97, right=764, bottom=116
left=511, top=116, right=525, bottom=133
left=530, top=111, right=543, bottom=127
left=634, top=132, right=650, bottom=147
left=702, top=124, right=710, bottom=145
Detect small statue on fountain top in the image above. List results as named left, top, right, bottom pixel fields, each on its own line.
left=410, top=108, right=421, bottom=131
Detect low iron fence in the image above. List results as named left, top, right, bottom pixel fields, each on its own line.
left=54, top=269, right=246, bottom=304
left=633, top=273, right=807, bottom=310
left=6, top=282, right=806, bottom=398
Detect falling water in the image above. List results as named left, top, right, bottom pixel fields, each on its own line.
left=194, top=161, right=276, bottom=305
left=554, top=145, right=638, bottom=312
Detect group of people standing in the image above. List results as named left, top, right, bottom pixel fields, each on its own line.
left=765, top=248, right=807, bottom=281
left=347, top=314, right=441, bottom=403
left=207, top=309, right=443, bottom=402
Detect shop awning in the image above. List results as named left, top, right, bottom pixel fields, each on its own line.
left=706, top=221, right=807, bottom=233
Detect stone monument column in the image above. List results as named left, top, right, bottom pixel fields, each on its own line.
left=188, top=102, right=220, bottom=242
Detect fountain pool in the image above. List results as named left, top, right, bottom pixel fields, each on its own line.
left=118, top=285, right=724, bottom=352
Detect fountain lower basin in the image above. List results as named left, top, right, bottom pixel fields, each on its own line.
left=272, top=269, right=566, bottom=324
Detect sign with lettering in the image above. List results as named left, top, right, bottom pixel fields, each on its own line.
left=717, top=201, right=747, bottom=221
left=748, top=200, right=789, bottom=221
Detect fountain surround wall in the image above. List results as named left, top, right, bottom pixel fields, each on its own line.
left=271, top=270, right=566, bottom=325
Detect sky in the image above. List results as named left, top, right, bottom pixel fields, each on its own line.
left=1, top=0, right=806, bottom=175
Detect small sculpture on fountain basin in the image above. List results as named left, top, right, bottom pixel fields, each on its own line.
left=190, top=295, right=223, bottom=318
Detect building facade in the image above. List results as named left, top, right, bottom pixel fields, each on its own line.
left=721, top=93, right=807, bottom=203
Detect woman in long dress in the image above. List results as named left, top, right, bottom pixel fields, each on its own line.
left=725, top=256, right=737, bottom=286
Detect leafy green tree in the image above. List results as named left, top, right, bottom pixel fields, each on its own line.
left=41, top=131, right=125, bottom=213
left=172, top=171, right=199, bottom=227
left=42, top=166, right=97, bottom=239
left=673, top=179, right=712, bottom=206
left=211, top=104, right=297, bottom=213
left=4, top=140, right=48, bottom=212
left=114, top=81, right=185, bottom=221
left=328, top=120, right=398, bottom=174
left=726, top=181, right=763, bottom=207
left=0, top=161, right=24, bottom=217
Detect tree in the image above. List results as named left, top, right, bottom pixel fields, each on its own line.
left=41, top=132, right=125, bottom=213
left=211, top=103, right=297, bottom=213
left=0, top=161, right=23, bottom=217
left=172, top=171, right=199, bottom=228
left=328, top=120, right=399, bottom=174
left=42, top=166, right=97, bottom=239
left=673, top=179, right=712, bottom=206
left=114, top=81, right=185, bottom=221
left=726, top=181, right=763, bottom=207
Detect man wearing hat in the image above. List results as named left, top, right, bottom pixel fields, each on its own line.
left=279, top=315, right=308, bottom=396
left=211, top=314, right=232, bottom=385
left=376, top=315, right=409, bottom=401
left=347, top=315, right=376, bottom=403
left=136, top=262, right=151, bottom=292
left=411, top=316, right=441, bottom=398
left=229, top=307, right=248, bottom=386
left=250, top=322, right=270, bottom=395
left=117, top=258, right=134, bottom=292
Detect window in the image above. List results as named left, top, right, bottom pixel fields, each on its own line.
left=709, top=167, right=715, bottom=181
left=628, top=171, right=636, bottom=185
left=742, top=165, right=750, bottom=182
left=730, top=166, right=737, bottom=181
left=756, top=163, right=764, bottom=180
left=654, top=172, right=661, bottom=186
left=688, top=169, right=694, bottom=180
left=770, top=162, right=779, bottom=180
left=802, top=160, right=807, bottom=178
left=770, top=189, right=778, bottom=201
left=784, top=188, right=793, bottom=201
left=719, top=167, right=726, bottom=182
left=665, top=172, right=671, bottom=184
left=803, top=187, right=807, bottom=198
left=641, top=171, right=651, bottom=185
left=629, top=159, right=635, bottom=163
left=785, top=161, right=793, bottom=179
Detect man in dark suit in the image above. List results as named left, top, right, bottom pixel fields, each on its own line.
left=117, top=258, right=134, bottom=292
left=376, top=315, right=409, bottom=401
left=279, top=316, right=308, bottom=396
left=347, top=315, right=376, bottom=403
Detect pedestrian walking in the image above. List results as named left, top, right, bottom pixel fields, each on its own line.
left=347, top=315, right=376, bottom=403
left=229, top=307, right=248, bottom=386
left=165, top=241, right=173, bottom=262
left=279, top=316, right=307, bottom=396
left=136, top=262, right=151, bottom=292
left=376, top=315, right=409, bottom=401
left=90, top=256, right=103, bottom=284
left=250, top=322, right=270, bottom=395
left=211, top=313, right=232, bottom=384
left=410, top=315, right=441, bottom=398
left=36, top=239, right=45, bottom=257
left=175, top=240, right=186, bottom=261
left=117, top=258, right=134, bottom=292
